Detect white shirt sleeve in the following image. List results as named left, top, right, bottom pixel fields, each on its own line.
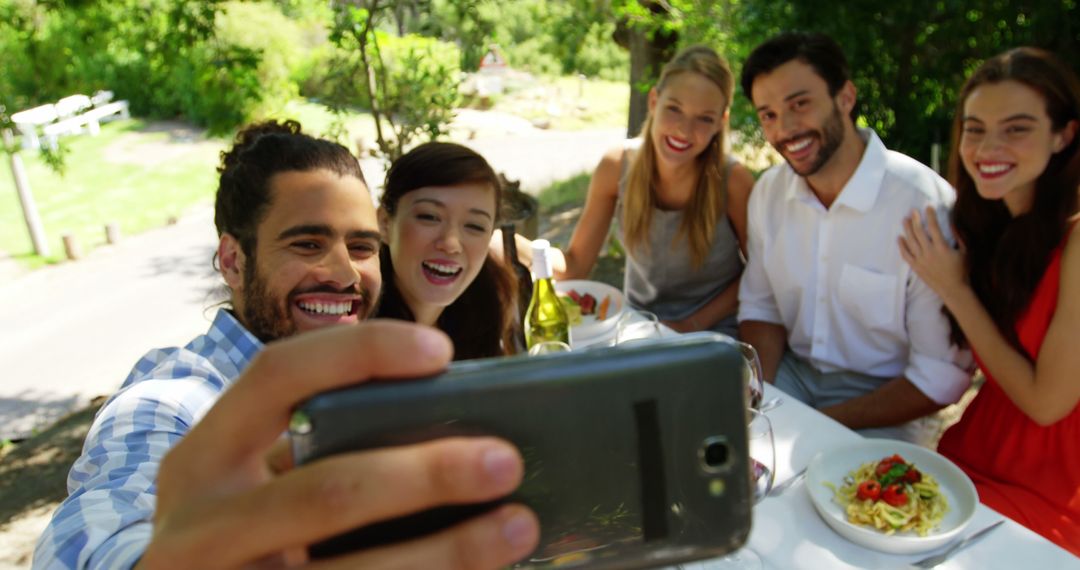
left=901, top=200, right=973, bottom=404
left=738, top=173, right=784, bottom=325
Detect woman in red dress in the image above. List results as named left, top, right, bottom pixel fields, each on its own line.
left=899, top=47, right=1080, bottom=556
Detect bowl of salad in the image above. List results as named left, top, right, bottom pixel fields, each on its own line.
left=555, top=280, right=626, bottom=343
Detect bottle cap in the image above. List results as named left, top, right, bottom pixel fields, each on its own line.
left=531, top=239, right=552, bottom=279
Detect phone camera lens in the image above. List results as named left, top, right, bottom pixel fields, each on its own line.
left=699, top=436, right=731, bottom=472
left=705, top=442, right=728, bottom=466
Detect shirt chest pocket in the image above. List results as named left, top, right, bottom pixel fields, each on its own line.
left=837, top=264, right=900, bottom=331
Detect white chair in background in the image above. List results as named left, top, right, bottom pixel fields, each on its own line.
left=91, top=90, right=114, bottom=106
left=11, top=104, right=58, bottom=150
left=54, top=94, right=93, bottom=119
left=12, top=92, right=132, bottom=150
left=42, top=93, right=130, bottom=149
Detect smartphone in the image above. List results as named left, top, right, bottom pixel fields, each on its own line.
left=290, top=332, right=753, bottom=569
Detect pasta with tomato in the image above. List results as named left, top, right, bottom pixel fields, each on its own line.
left=825, top=454, right=949, bottom=536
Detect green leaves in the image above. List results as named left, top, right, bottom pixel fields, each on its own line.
left=324, top=3, right=461, bottom=160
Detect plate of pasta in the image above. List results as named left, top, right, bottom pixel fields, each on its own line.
left=805, top=439, right=978, bottom=554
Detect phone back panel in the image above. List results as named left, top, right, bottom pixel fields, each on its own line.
left=292, top=332, right=752, bottom=569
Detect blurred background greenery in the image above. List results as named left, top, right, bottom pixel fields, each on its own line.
left=2, top=0, right=1078, bottom=267
left=4, top=1, right=1078, bottom=155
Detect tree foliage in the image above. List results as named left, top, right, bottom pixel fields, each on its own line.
left=716, top=1, right=1075, bottom=161
left=0, top=0, right=309, bottom=135
left=326, top=1, right=462, bottom=161
left=395, top=0, right=628, bottom=80
left=608, top=0, right=1080, bottom=163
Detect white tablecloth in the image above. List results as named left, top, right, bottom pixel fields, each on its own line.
left=568, top=316, right=1076, bottom=568
left=710, top=383, right=1078, bottom=569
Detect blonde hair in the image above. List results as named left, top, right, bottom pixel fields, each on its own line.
left=623, top=45, right=734, bottom=268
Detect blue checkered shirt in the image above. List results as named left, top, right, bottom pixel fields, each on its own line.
left=32, top=309, right=263, bottom=570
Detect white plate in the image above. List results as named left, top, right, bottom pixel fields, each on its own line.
left=555, top=280, right=626, bottom=342
left=805, top=439, right=977, bottom=555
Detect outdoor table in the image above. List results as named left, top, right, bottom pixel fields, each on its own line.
left=682, top=382, right=1077, bottom=569
left=549, top=312, right=1075, bottom=567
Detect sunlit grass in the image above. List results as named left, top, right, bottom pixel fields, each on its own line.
left=537, top=171, right=590, bottom=212
left=276, top=99, right=378, bottom=147
left=0, top=119, right=224, bottom=269
left=482, top=75, right=629, bottom=131
left=0, top=74, right=628, bottom=271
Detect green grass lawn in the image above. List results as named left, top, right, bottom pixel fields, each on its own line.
left=0, top=74, right=625, bottom=272
left=278, top=99, right=378, bottom=145
left=484, top=75, right=629, bottom=131
left=0, top=104, right=377, bottom=270
left=0, top=119, right=225, bottom=269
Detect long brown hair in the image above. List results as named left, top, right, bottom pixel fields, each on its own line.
left=623, top=45, right=734, bottom=268
left=947, top=47, right=1080, bottom=351
left=376, top=142, right=519, bottom=359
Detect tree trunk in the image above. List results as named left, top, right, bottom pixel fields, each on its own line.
left=616, top=2, right=678, bottom=138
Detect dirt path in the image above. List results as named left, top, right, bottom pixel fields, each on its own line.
left=0, top=400, right=104, bottom=568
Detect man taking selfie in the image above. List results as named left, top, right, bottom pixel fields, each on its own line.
left=33, top=121, right=539, bottom=569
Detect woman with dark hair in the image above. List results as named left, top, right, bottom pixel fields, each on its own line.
left=376, top=142, right=519, bottom=360
left=899, top=47, right=1080, bottom=554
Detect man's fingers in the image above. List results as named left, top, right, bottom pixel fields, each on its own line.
left=196, top=437, right=525, bottom=566
left=190, top=321, right=453, bottom=467
left=310, top=504, right=539, bottom=570
left=266, top=435, right=294, bottom=475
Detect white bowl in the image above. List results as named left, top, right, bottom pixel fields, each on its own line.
left=805, top=439, right=978, bottom=555
left=554, top=280, right=626, bottom=342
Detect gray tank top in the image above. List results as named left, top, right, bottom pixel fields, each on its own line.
left=615, top=139, right=743, bottom=331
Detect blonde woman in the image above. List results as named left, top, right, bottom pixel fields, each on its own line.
left=519, top=45, right=754, bottom=335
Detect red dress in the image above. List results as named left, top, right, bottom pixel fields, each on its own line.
left=937, top=238, right=1080, bottom=557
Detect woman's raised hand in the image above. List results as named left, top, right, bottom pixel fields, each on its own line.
left=898, top=206, right=968, bottom=303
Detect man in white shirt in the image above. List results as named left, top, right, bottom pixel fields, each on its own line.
left=737, top=32, right=971, bottom=444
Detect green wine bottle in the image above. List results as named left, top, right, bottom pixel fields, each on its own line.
left=525, top=239, right=571, bottom=348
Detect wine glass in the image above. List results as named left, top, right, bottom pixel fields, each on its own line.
left=527, top=340, right=572, bottom=356
left=614, top=310, right=662, bottom=345
left=734, top=341, right=765, bottom=412
left=746, top=409, right=776, bottom=502
left=678, top=409, right=775, bottom=570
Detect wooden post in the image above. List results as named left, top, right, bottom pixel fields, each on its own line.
left=931, top=142, right=942, bottom=174
left=62, top=233, right=82, bottom=260
left=105, top=222, right=120, bottom=244
left=4, top=129, right=50, bottom=256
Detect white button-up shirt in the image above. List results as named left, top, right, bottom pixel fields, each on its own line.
left=738, top=129, right=972, bottom=404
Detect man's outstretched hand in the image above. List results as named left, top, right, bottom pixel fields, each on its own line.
left=138, top=320, right=539, bottom=569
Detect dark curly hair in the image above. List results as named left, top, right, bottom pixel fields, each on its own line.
left=214, top=120, right=366, bottom=258
left=375, top=142, right=519, bottom=360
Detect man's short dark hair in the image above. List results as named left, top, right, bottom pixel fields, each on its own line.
left=740, top=32, right=858, bottom=122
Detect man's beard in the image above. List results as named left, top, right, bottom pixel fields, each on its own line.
left=239, top=258, right=376, bottom=343
left=778, top=103, right=846, bottom=177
